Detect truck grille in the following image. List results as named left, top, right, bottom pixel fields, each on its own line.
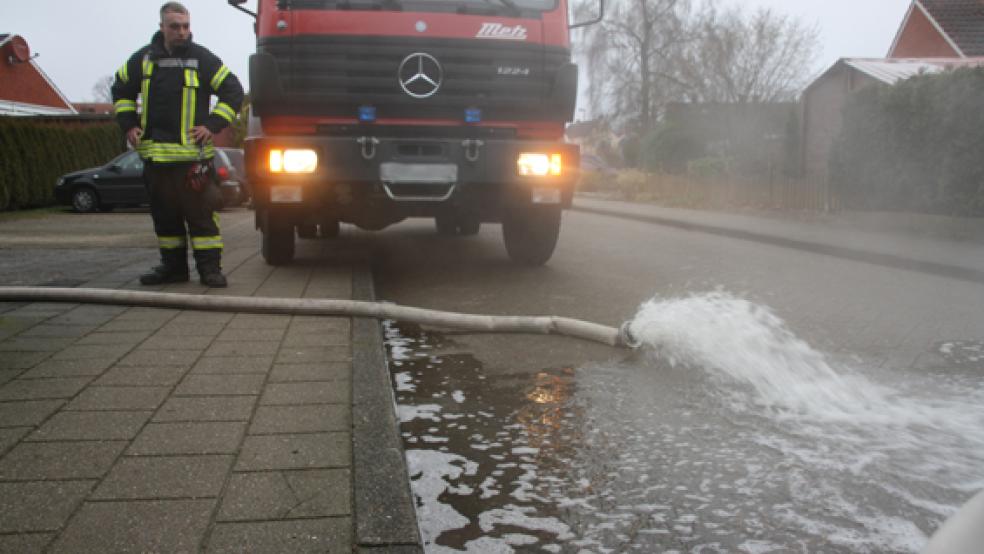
left=257, top=35, right=569, bottom=121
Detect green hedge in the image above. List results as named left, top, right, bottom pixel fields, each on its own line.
left=830, top=68, right=984, bottom=215
left=0, top=119, right=123, bottom=211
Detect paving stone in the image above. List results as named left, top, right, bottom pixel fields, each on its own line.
left=73, top=331, right=154, bottom=346
left=0, top=481, right=93, bottom=532
left=153, top=395, right=257, bottom=422
left=51, top=344, right=132, bottom=361
left=277, top=346, right=351, bottom=364
left=48, top=499, right=213, bottom=553
left=98, top=319, right=168, bottom=333
left=226, top=314, right=292, bottom=330
left=282, top=333, right=350, bottom=347
left=269, top=362, right=351, bottom=382
left=217, top=469, right=351, bottom=521
left=207, top=517, right=352, bottom=553
left=117, top=349, right=200, bottom=367
left=191, top=355, right=274, bottom=374
left=128, top=421, right=246, bottom=455
left=156, top=321, right=225, bottom=336
left=45, top=311, right=117, bottom=327
left=28, top=411, right=151, bottom=441
left=140, top=335, right=214, bottom=350
left=92, top=455, right=233, bottom=499
left=236, top=432, right=351, bottom=470
left=250, top=405, right=350, bottom=434
left=169, top=311, right=234, bottom=326
left=0, top=352, right=49, bottom=370
left=65, top=386, right=170, bottom=411
left=175, top=374, right=266, bottom=396
left=0, top=378, right=91, bottom=401
left=0, top=427, right=30, bottom=454
left=217, top=327, right=286, bottom=342
left=261, top=381, right=350, bottom=405
left=0, top=337, right=75, bottom=352
left=93, top=366, right=188, bottom=387
left=18, top=357, right=116, bottom=378
left=289, top=316, right=351, bottom=334
left=0, top=441, right=127, bottom=480
left=0, top=533, right=54, bottom=553
left=0, top=400, right=64, bottom=427
left=0, top=369, right=21, bottom=386
left=17, top=325, right=96, bottom=339
left=113, top=307, right=180, bottom=322
left=204, top=341, right=280, bottom=357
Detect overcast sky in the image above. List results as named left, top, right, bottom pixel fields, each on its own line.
left=4, top=0, right=912, bottom=103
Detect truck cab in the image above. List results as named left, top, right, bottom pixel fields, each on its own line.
left=235, top=0, right=592, bottom=265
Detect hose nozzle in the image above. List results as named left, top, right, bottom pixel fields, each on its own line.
left=618, top=321, right=642, bottom=349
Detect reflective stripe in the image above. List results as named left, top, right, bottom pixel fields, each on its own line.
left=114, top=99, right=137, bottom=114
left=138, top=140, right=215, bottom=162
left=213, top=212, right=221, bottom=231
left=158, top=236, right=187, bottom=249
left=212, top=102, right=236, bottom=124
left=116, top=63, right=129, bottom=84
left=157, top=58, right=199, bottom=68
left=210, top=65, right=231, bottom=90
left=140, top=56, right=154, bottom=131
left=180, top=69, right=199, bottom=147
left=191, top=236, right=223, bottom=250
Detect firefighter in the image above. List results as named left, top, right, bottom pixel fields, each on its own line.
left=111, top=1, right=244, bottom=288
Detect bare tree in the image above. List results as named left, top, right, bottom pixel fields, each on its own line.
left=91, top=75, right=114, bottom=103
left=680, top=6, right=820, bottom=103
left=574, top=0, right=695, bottom=134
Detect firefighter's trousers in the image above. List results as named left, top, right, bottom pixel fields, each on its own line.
left=145, top=161, right=223, bottom=275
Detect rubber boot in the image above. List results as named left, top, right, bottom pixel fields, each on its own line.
left=195, top=250, right=227, bottom=288
left=139, top=249, right=190, bottom=285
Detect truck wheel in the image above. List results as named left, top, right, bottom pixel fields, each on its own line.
left=319, top=219, right=340, bottom=239
left=297, top=224, right=318, bottom=239
left=458, top=216, right=481, bottom=236
left=435, top=214, right=458, bottom=236
left=261, top=217, right=295, bottom=266
left=501, top=205, right=562, bottom=266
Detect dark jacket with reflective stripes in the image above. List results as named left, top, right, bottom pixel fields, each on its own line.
left=111, top=31, right=244, bottom=163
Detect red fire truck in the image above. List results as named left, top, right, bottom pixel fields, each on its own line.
left=229, top=0, right=600, bottom=265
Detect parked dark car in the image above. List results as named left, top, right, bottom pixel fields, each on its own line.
left=54, top=148, right=246, bottom=213
left=218, top=147, right=249, bottom=206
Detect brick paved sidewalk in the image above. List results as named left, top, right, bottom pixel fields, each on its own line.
left=0, top=212, right=420, bottom=553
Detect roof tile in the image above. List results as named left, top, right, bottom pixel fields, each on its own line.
left=921, top=0, right=984, bottom=56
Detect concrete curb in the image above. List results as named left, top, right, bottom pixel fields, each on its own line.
left=351, top=264, right=423, bottom=552
left=573, top=203, right=984, bottom=285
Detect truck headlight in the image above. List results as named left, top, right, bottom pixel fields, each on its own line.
left=517, top=153, right=562, bottom=177
left=269, top=149, right=318, bottom=174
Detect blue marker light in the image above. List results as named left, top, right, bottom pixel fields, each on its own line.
left=358, top=106, right=377, bottom=123
left=464, top=108, right=482, bottom=124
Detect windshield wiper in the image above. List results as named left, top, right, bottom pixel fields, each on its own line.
left=485, top=0, right=522, bottom=16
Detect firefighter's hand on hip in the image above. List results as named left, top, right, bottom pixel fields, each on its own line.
left=190, top=126, right=213, bottom=145
left=127, top=127, right=143, bottom=147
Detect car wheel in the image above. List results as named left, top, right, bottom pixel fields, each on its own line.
left=501, top=204, right=562, bottom=266
left=71, top=187, right=100, bottom=213
left=261, top=213, right=295, bottom=266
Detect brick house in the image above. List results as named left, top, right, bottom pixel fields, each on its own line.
left=799, top=0, right=984, bottom=181
left=0, top=34, right=76, bottom=116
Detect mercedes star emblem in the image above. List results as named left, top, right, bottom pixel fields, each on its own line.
left=398, top=53, right=443, bottom=99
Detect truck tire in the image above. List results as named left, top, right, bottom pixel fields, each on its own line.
left=501, top=204, right=562, bottom=266
left=261, top=217, right=295, bottom=266
left=435, top=214, right=458, bottom=236
left=297, top=224, right=318, bottom=239
left=319, top=219, right=340, bottom=239
left=458, top=216, right=481, bottom=236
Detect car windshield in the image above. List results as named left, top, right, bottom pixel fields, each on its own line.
left=287, top=0, right=556, bottom=15
left=221, top=149, right=245, bottom=175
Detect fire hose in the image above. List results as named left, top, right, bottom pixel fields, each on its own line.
left=0, top=287, right=639, bottom=348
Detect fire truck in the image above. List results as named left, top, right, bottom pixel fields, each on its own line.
left=229, top=0, right=601, bottom=265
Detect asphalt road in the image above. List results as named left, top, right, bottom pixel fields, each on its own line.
left=367, top=209, right=984, bottom=552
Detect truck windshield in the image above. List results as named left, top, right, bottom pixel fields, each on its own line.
left=287, top=0, right=556, bottom=14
